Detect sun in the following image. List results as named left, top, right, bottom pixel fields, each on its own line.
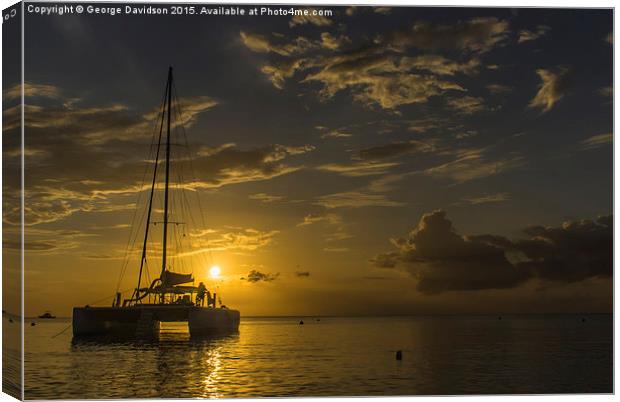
left=209, top=265, right=221, bottom=279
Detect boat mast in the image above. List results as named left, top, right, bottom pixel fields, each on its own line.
left=161, top=66, right=173, bottom=282
left=135, top=77, right=168, bottom=296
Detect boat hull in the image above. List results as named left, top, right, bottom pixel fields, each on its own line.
left=72, top=305, right=239, bottom=338
left=188, top=307, right=240, bottom=336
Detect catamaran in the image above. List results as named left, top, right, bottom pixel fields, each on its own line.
left=73, top=67, right=240, bottom=338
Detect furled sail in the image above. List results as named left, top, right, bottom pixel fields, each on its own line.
left=161, top=270, right=194, bottom=287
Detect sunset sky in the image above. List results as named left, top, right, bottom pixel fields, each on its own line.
left=3, top=5, right=613, bottom=317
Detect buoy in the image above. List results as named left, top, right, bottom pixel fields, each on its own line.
left=299, top=320, right=304, bottom=325
left=396, top=350, right=402, bottom=360
left=31, top=322, right=36, bottom=326
left=8, top=318, right=13, bottom=323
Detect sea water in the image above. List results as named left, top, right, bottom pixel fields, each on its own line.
left=10, top=314, right=612, bottom=399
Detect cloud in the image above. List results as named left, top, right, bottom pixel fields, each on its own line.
left=243, top=270, right=279, bottom=283
left=4, top=93, right=217, bottom=144
left=513, top=215, right=612, bottom=283
left=189, top=227, right=279, bottom=253
left=296, top=212, right=353, bottom=243
left=486, top=84, right=512, bottom=94
left=407, top=118, right=443, bottom=133
left=289, top=10, right=332, bottom=27
left=4, top=82, right=62, bottom=101
left=320, top=32, right=351, bottom=50
left=400, top=55, right=481, bottom=76
left=261, top=59, right=305, bottom=89
left=446, top=96, right=486, bottom=114
left=357, top=140, right=434, bottom=160
left=239, top=31, right=316, bottom=56
left=4, top=227, right=98, bottom=255
left=321, top=129, right=352, bottom=139
left=324, top=230, right=353, bottom=242
left=598, top=86, right=612, bottom=97
left=189, top=143, right=315, bottom=188
left=249, top=193, right=285, bottom=203
left=387, top=17, right=510, bottom=53
left=303, top=54, right=465, bottom=109
left=243, top=18, right=504, bottom=110
left=324, top=247, right=350, bottom=252
left=374, top=7, right=392, bottom=14
left=529, top=68, right=572, bottom=113
left=316, top=191, right=404, bottom=209
left=372, top=210, right=527, bottom=294
left=581, top=133, right=612, bottom=150
left=425, top=148, right=525, bottom=183
left=243, top=19, right=500, bottom=110
left=3, top=85, right=315, bottom=226
left=517, top=25, right=550, bottom=43
left=463, top=192, right=510, bottom=205
left=372, top=211, right=612, bottom=294
left=345, top=6, right=358, bottom=16
left=317, top=161, right=399, bottom=177
left=297, top=212, right=341, bottom=226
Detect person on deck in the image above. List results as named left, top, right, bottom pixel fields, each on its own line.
left=196, top=282, right=207, bottom=306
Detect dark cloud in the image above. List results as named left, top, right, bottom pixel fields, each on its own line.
left=320, top=32, right=351, bottom=50
left=317, top=161, right=399, bottom=177
left=514, top=215, right=612, bottom=283
left=529, top=67, right=572, bottom=113
left=372, top=210, right=612, bottom=294
left=486, top=83, right=512, bottom=94
left=4, top=82, right=62, bottom=102
left=518, top=25, right=551, bottom=44
left=243, top=270, right=280, bottom=283
left=2, top=86, right=314, bottom=226
left=357, top=140, right=433, bottom=160
left=581, top=133, right=612, bottom=150
left=446, top=96, right=486, bottom=114
left=382, top=17, right=510, bottom=53
left=424, top=148, right=525, bottom=183
left=239, top=31, right=317, bottom=56
left=303, top=53, right=465, bottom=109
left=241, top=18, right=499, bottom=109
left=400, top=55, right=481, bottom=76
left=289, top=9, right=332, bottom=28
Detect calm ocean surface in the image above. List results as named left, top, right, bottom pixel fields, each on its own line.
left=15, top=314, right=612, bottom=399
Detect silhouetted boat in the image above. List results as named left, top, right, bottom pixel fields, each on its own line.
left=38, top=311, right=56, bottom=319
left=72, top=67, right=240, bottom=338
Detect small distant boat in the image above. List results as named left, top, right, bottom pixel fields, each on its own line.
left=38, top=311, right=56, bottom=319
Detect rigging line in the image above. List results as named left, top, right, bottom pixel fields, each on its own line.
left=170, top=92, right=209, bottom=273
left=116, top=80, right=168, bottom=291
left=51, top=323, right=72, bottom=339
left=177, top=168, right=209, bottom=272
left=169, top=87, right=211, bottom=278
left=51, top=285, right=135, bottom=338
left=117, top=182, right=152, bottom=291
left=115, top=87, right=167, bottom=293
left=171, top=83, right=215, bottom=267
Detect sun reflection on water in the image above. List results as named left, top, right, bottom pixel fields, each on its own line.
left=200, top=348, right=222, bottom=398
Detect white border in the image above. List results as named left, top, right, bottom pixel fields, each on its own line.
left=0, top=1, right=615, bottom=402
